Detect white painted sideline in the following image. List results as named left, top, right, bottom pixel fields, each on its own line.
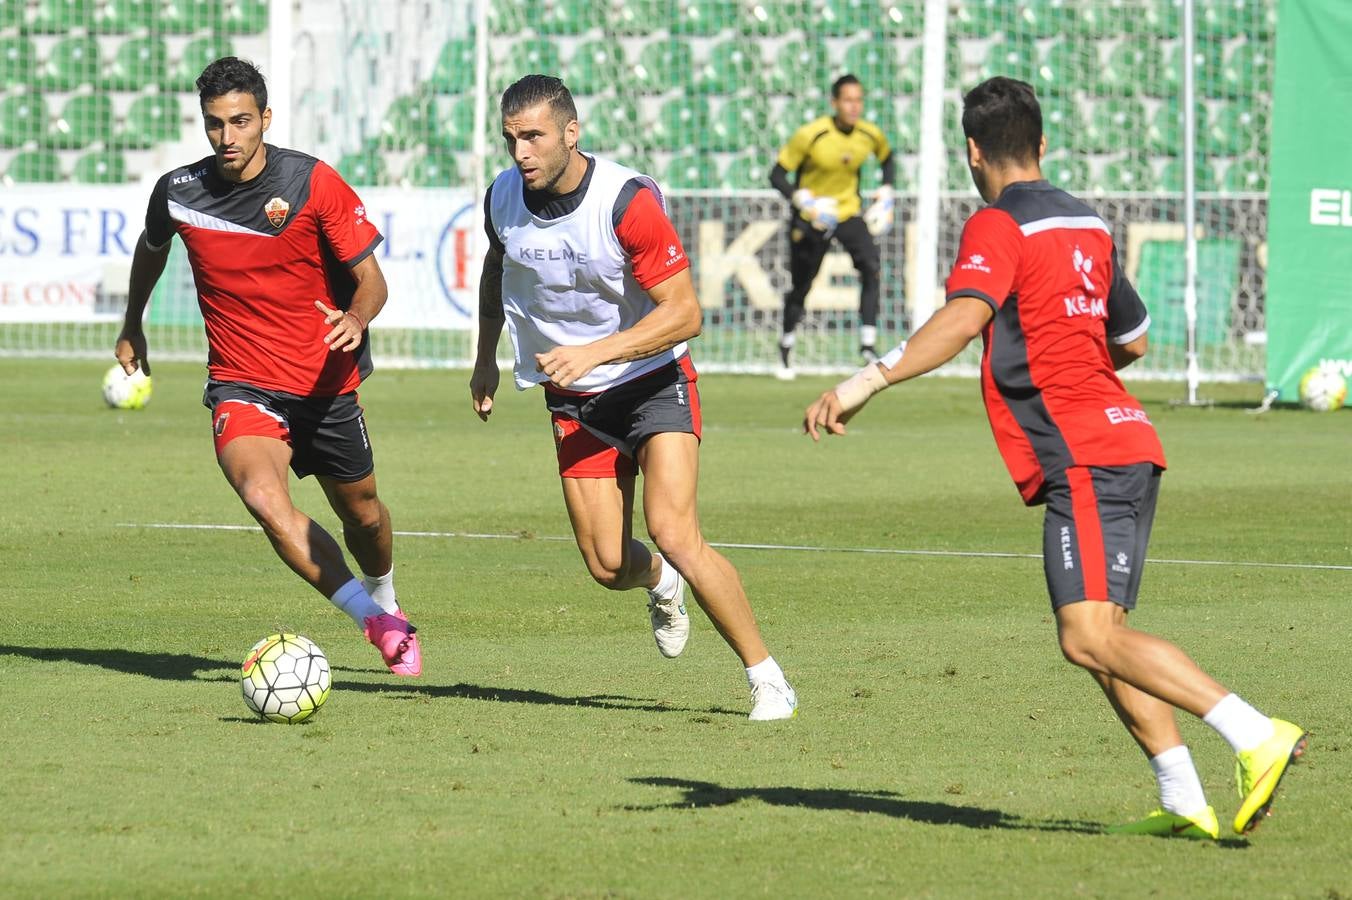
left=117, top=523, right=1352, bottom=573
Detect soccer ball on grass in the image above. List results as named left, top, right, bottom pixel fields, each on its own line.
left=102, top=364, right=153, bottom=410
left=1297, top=367, right=1347, bottom=413
left=240, top=633, right=331, bottom=723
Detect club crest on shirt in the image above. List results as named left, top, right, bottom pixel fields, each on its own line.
left=264, top=197, right=290, bottom=228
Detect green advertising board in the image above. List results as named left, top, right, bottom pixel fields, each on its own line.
left=1266, top=0, right=1352, bottom=399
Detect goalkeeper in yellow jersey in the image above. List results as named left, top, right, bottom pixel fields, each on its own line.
left=769, top=74, right=896, bottom=379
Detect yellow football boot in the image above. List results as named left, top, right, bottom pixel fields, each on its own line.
left=1233, top=718, right=1309, bottom=835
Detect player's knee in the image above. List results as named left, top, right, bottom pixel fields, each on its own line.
left=1057, top=626, right=1103, bottom=670
left=337, top=497, right=383, bottom=532
left=585, top=559, right=627, bottom=590
left=647, top=523, right=701, bottom=570
left=238, top=483, right=292, bottom=535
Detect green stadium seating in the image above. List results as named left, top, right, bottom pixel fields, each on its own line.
left=104, top=37, right=169, bottom=92
left=583, top=98, right=641, bottom=152
left=979, top=37, right=1039, bottom=85
left=1040, top=97, right=1086, bottom=153
left=864, top=86, right=898, bottom=136
left=380, top=95, right=439, bottom=150
left=709, top=94, right=770, bottom=152
left=879, top=0, right=924, bottom=36
left=1012, top=0, right=1080, bottom=38
left=1100, top=155, right=1156, bottom=192
left=1042, top=154, right=1090, bottom=191
left=406, top=149, right=460, bottom=187
left=337, top=150, right=387, bottom=186
left=696, top=38, right=763, bottom=95
left=1205, top=103, right=1268, bottom=158
left=488, top=0, right=538, bottom=34
left=113, top=94, right=181, bottom=149
left=820, top=0, right=885, bottom=36
left=1143, top=97, right=1205, bottom=155
left=1160, top=157, right=1219, bottom=193
left=944, top=99, right=964, bottom=152
left=1035, top=39, right=1094, bottom=97
left=31, top=0, right=96, bottom=33
left=0, top=37, right=36, bottom=90
left=949, top=0, right=1004, bottom=39
left=221, top=0, right=269, bottom=34
left=663, top=152, right=715, bottom=189
left=632, top=38, right=694, bottom=95
left=74, top=150, right=128, bottom=183
left=1200, top=0, right=1276, bottom=39
left=1221, top=156, right=1267, bottom=194
left=771, top=97, right=821, bottom=147
left=947, top=158, right=977, bottom=192
left=0, top=93, right=49, bottom=148
left=1130, top=0, right=1181, bottom=38
left=1161, top=41, right=1224, bottom=100
left=7, top=149, right=62, bottom=182
left=738, top=0, right=812, bottom=36
left=41, top=36, right=102, bottom=92
left=164, top=36, right=235, bottom=92
left=566, top=40, right=627, bottom=96
left=0, top=0, right=24, bottom=29
left=844, top=41, right=902, bottom=96
left=1099, top=38, right=1162, bottom=97
left=538, top=0, right=606, bottom=35
left=1080, top=97, right=1146, bottom=154
left=1220, top=41, right=1272, bottom=99
left=652, top=96, right=710, bottom=151
left=610, top=0, right=674, bottom=35
left=46, top=93, right=113, bottom=149
left=494, top=39, right=561, bottom=93
left=773, top=38, right=831, bottom=97
left=671, top=0, right=735, bottom=36
left=160, top=0, right=224, bottom=33
left=96, top=0, right=158, bottom=32
left=440, top=95, right=475, bottom=150
left=430, top=38, right=476, bottom=95
left=888, top=100, right=919, bottom=154
left=721, top=151, right=770, bottom=189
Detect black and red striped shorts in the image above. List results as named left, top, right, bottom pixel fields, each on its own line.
left=1041, top=462, right=1162, bottom=611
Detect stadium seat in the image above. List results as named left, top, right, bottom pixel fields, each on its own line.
left=440, top=95, right=475, bottom=150
left=696, top=38, right=764, bottom=95
left=944, top=99, right=964, bottom=152
left=773, top=38, right=831, bottom=97
left=632, top=38, right=694, bottom=95
left=653, top=97, right=712, bottom=151
left=1200, top=0, right=1276, bottom=39
left=96, top=0, right=158, bottom=32
left=160, top=0, right=224, bottom=33
left=1035, top=39, right=1094, bottom=97
left=1134, top=0, right=1181, bottom=38
left=538, top=0, right=606, bottom=35
left=1205, top=103, right=1268, bottom=158
left=1040, top=97, right=1086, bottom=152
left=1160, top=157, right=1219, bottom=193
left=1144, top=98, right=1204, bottom=155
left=30, top=0, right=96, bottom=33
left=662, top=151, right=716, bottom=189
left=0, top=37, right=36, bottom=90
left=1099, top=155, right=1156, bottom=193
left=738, top=0, right=811, bottom=36
left=771, top=97, right=821, bottom=147
left=337, top=150, right=387, bottom=186
left=379, top=94, right=439, bottom=150
left=979, top=37, right=1039, bottom=85
left=721, top=151, right=770, bottom=189
left=947, top=158, right=977, bottom=192
left=879, top=0, right=924, bottom=36
left=0, top=93, right=49, bottom=148
left=221, top=0, right=269, bottom=34
left=671, top=0, right=735, bottom=36
left=40, top=36, right=102, bottom=92
left=46, top=93, right=113, bottom=149
left=1219, top=41, right=1272, bottom=99
left=1099, top=38, right=1162, bottom=97
left=104, top=37, right=169, bottom=92
left=709, top=94, right=770, bottom=152
left=405, top=149, right=460, bottom=187
left=494, top=39, right=561, bottom=93
left=1080, top=97, right=1146, bottom=155
left=610, top=0, right=674, bottom=35
left=949, top=0, right=1004, bottom=39
left=1042, top=153, right=1090, bottom=191
left=113, top=94, right=181, bottom=149
left=1161, top=41, right=1224, bottom=99
left=6, top=149, right=62, bottom=182
left=583, top=98, right=641, bottom=152
left=0, top=0, right=23, bottom=29
left=74, top=150, right=127, bottom=183
left=565, top=40, right=627, bottom=96
left=1013, top=0, right=1079, bottom=38
left=1220, top=156, right=1267, bottom=194
left=430, top=38, right=476, bottom=95
left=820, top=0, right=884, bottom=36
left=164, top=36, right=235, bottom=92
left=888, top=100, right=919, bottom=154
left=844, top=41, right=903, bottom=96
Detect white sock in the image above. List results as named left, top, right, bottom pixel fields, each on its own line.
left=648, top=554, right=682, bottom=601
left=780, top=331, right=796, bottom=349
left=329, top=577, right=385, bottom=627
left=362, top=567, right=399, bottom=614
left=746, top=655, right=785, bottom=686
left=1203, top=693, right=1275, bottom=753
left=1149, top=745, right=1208, bottom=816
left=860, top=325, right=878, bottom=346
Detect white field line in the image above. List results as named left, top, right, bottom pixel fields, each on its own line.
left=117, top=522, right=1352, bottom=573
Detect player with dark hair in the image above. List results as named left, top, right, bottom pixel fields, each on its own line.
left=800, top=76, right=1306, bottom=838
left=472, top=74, right=797, bottom=719
left=114, top=57, right=422, bottom=676
left=770, top=73, right=896, bottom=379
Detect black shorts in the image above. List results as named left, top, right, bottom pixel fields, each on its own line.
left=1042, top=463, right=1161, bottom=611
left=203, top=380, right=374, bottom=482
left=542, top=356, right=701, bottom=478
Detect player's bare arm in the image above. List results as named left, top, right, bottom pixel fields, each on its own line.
left=471, top=245, right=506, bottom=420
left=1109, top=333, right=1148, bottom=370
left=803, top=296, right=993, bottom=441
left=534, top=267, right=702, bottom=390
left=317, top=255, right=388, bottom=353
left=115, top=230, right=172, bottom=376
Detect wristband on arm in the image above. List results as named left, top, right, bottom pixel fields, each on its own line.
left=833, top=362, right=889, bottom=413
left=344, top=309, right=366, bottom=331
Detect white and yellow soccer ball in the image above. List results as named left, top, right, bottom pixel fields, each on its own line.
left=240, top=633, right=331, bottom=724
left=1298, top=366, right=1347, bottom=413
left=102, top=364, right=153, bottom=410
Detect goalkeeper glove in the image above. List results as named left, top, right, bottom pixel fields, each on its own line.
left=863, top=185, right=896, bottom=236
left=792, top=189, right=839, bottom=234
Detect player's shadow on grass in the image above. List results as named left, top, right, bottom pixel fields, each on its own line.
left=625, top=777, right=1101, bottom=834
left=0, top=644, right=237, bottom=682
left=333, top=678, right=743, bottom=717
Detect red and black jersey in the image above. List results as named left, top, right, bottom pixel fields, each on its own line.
left=944, top=180, right=1166, bottom=505
left=145, top=145, right=383, bottom=397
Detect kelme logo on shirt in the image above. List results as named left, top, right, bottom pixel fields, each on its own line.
left=264, top=197, right=290, bottom=228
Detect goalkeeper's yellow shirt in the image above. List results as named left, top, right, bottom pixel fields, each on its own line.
left=776, top=116, right=892, bottom=223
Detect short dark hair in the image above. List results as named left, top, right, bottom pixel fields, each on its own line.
left=961, top=77, right=1042, bottom=165
left=196, top=56, right=268, bottom=113
left=501, top=74, right=578, bottom=129
left=831, top=74, right=862, bottom=98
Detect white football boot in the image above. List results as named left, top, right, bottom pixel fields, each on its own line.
left=748, top=678, right=798, bottom=721
left=647, top=566, right=690, bottom=658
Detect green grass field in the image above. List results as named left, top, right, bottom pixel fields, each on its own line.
left=2, top=358, right=1348, bottom=899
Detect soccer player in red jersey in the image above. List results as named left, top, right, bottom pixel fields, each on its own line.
left=472, top=75, right=796, bottom=719
left=114, top=57, right=421, bottom=676
left=801, top=78, right=1306, bottom=837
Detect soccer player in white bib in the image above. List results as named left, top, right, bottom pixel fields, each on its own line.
left=471, top=75, right=797, bottom=720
